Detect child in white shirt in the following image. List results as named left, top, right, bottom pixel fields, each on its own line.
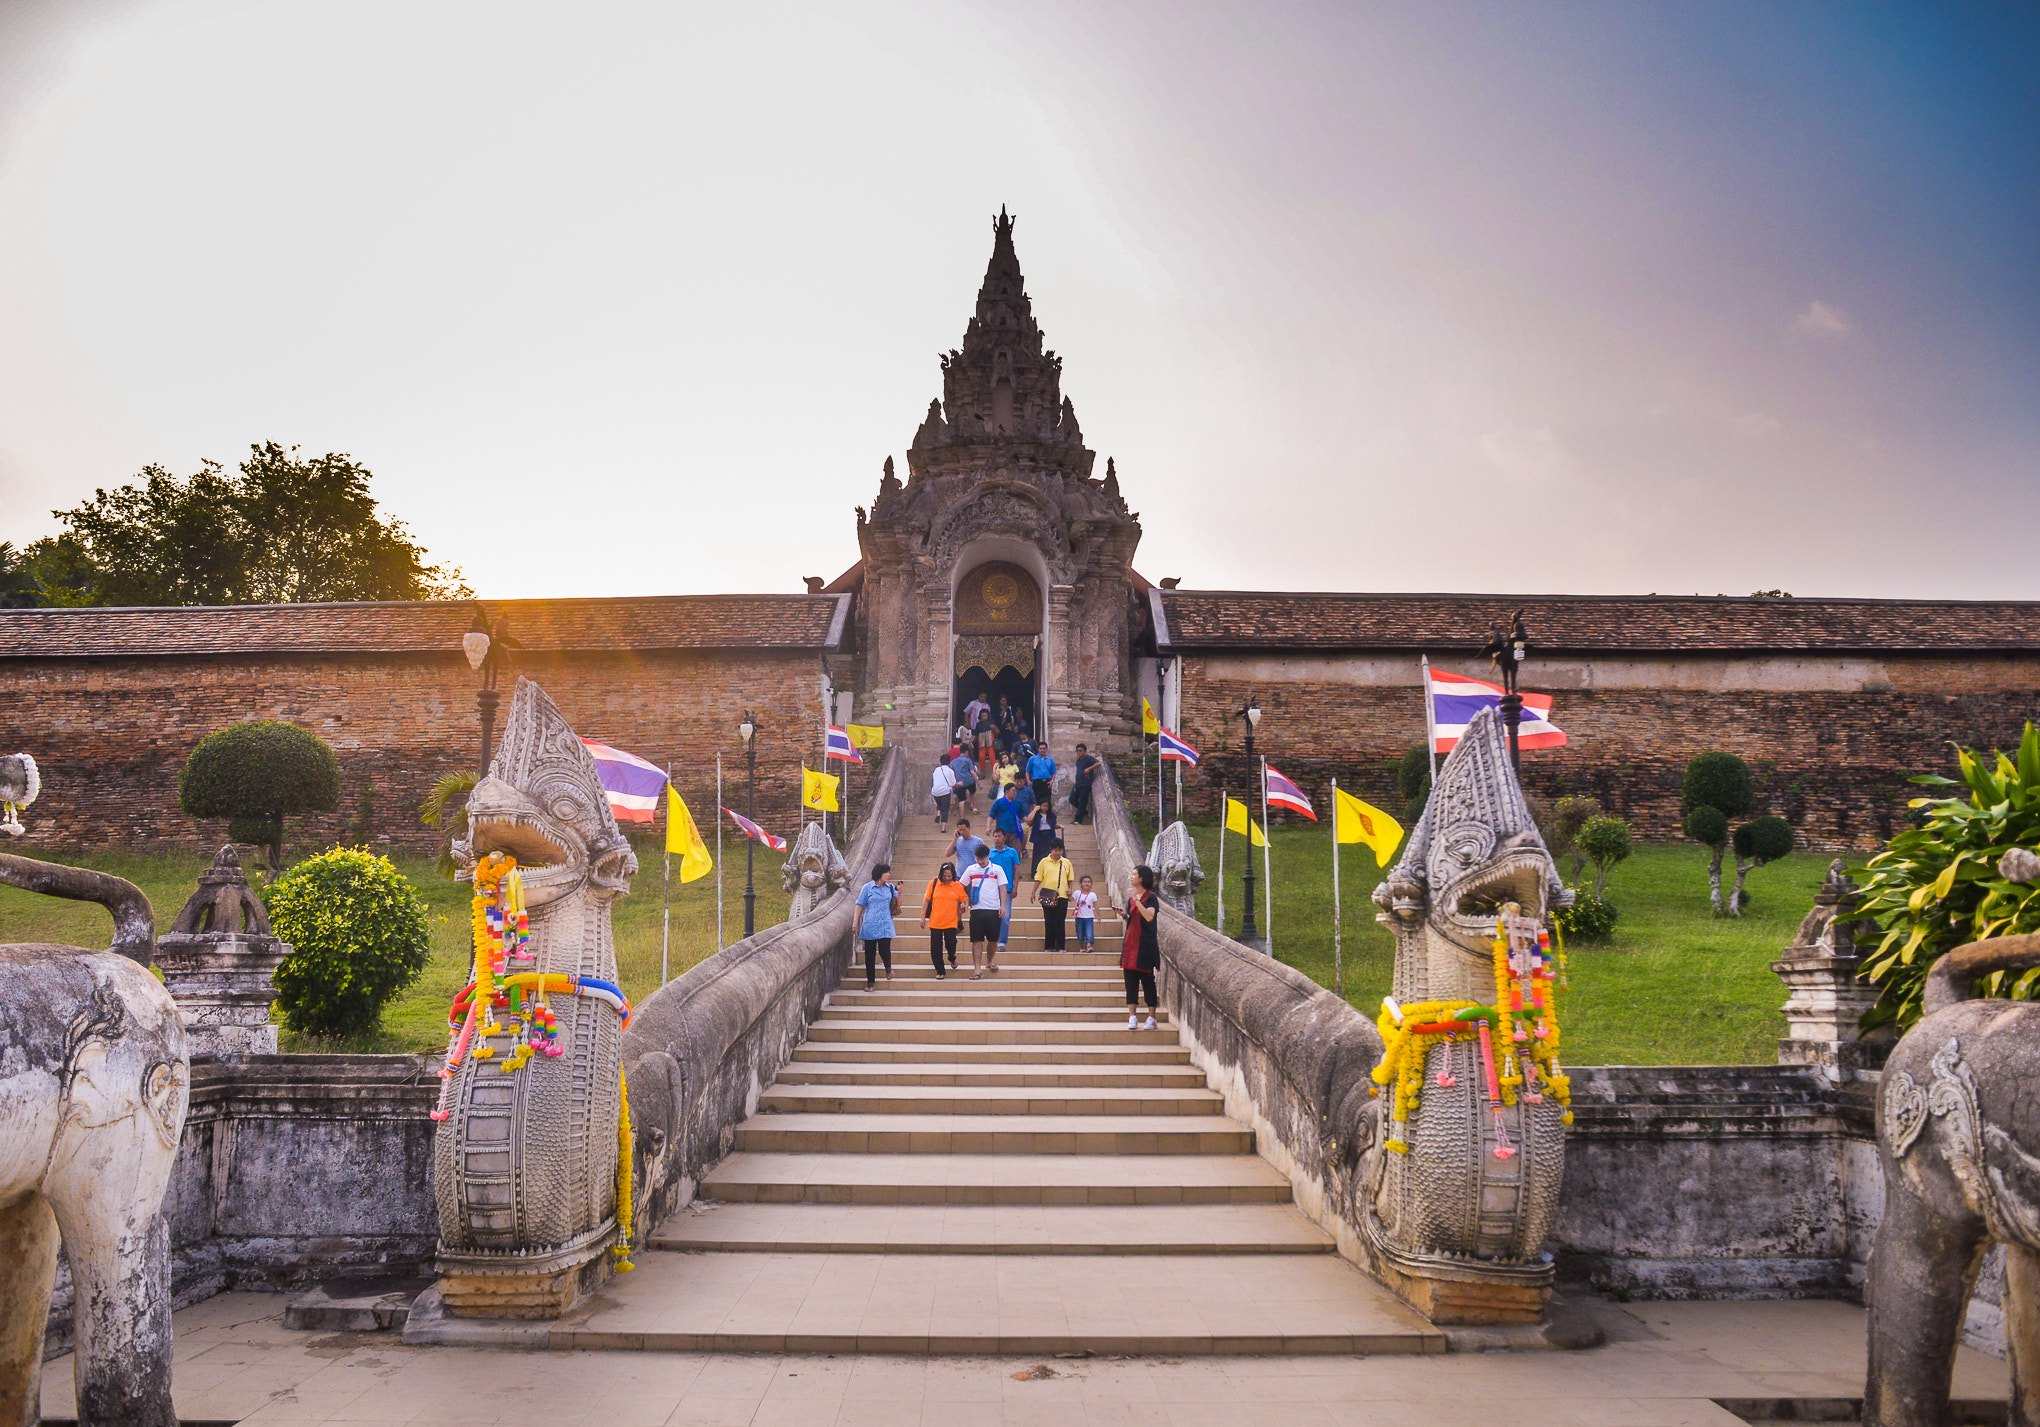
left=1072, top=877, right=1098, bottom=952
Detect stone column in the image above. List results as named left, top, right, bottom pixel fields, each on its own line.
left=155, top=846, right=289, bottom=1058
left=1773, top=859, right=1884, bottom=1080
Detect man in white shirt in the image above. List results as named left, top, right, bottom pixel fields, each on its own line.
left=960, top=843, right=1009, bottom=980
left=931, top=759, right=958, bottom=829
left=962, top=695, right=991, bottom=733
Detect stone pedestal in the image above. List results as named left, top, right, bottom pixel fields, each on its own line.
left=1773, top=859, right=1884, bottom=1079
left=157, top=845, right=289, bottom=1058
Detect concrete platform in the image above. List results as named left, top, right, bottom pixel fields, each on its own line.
left=650, top=1202, right=1339, bottom=1255
left=702, top=1151, right=1297, bottom=1204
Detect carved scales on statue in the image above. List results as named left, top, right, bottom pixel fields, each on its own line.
left=1368, top=707, right=1575, bottom=1320
left=432, top=677, right=640, bottom=1317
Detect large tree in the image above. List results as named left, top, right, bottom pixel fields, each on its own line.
left=32, top=443, right=467, bottom=606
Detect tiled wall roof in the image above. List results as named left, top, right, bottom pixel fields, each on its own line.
left=1156, top=590, right=2040, bottom=654
left=0, top=593, right=849, bottom=658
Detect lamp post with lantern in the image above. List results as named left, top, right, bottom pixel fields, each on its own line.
left=740, top=710, right=758, bottom=938
left=1479, top=610, right=1533, bottom=773
left=1237, top=697, right=1263, bottom=948
left=462, top=610, right=512, bottom=776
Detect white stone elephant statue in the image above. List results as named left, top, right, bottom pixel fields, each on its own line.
left=0, top=840, right=189, bottom=1427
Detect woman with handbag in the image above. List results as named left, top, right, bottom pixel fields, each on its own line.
left=1120, top=864, right=1161, bottom=1030
left=1036, top=840, right=1074, bottom=951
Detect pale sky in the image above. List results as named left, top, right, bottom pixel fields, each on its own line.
left=2, top=1, right=2036, bottom=601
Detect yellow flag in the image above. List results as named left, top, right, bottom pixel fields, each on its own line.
left=1335, top=787, right=1404, bottom=867
left=666, top=786, right=713, bottom=883
left=1141, top=698, right=1160, bottom=736
left=1224, top=795, right=1266, bottom=847
left=802, top=765, right=840, bottom=812
left=846, top=723, right=885, bottom=749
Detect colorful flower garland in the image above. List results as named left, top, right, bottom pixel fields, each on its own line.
left=1368, top=902, right=1573, bottom=1160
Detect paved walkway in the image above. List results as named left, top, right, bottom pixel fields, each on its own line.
left=38, top=1291, right=2012, bottom=1424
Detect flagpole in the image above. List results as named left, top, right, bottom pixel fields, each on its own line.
left=1261, top=755, right=1273, bottom=957
left=1171, top=656, right=1183, bottom=828
left=716, top=753, right=725, bottom=952
left=1331, top=775, right=1342, bottom=999
left=662, top=762, right=672, bottom=985
left=1422, top=654, right=1440, bottom=784
left=1216, top=788, right=1226, bottom=934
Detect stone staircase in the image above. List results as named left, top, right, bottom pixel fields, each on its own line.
left=549, top=806, right=1439, bottom=1355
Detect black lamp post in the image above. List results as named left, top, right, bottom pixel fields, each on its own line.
left=1238, top=697, right=1262, bottom=947
left=462, top=611, right=510, bottom=776
left=740, top=710, right=758, bottom=937
left=1480, top=610, right=1532, bottom=773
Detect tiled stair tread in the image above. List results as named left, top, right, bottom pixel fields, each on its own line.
left=552, top=1251, right=1442, bottom=1355
left=773, top=1064, right=1211, bottom=1087
left=790, top=1042, right=1193, bottom=1064
left=703, top=1151, right=1292, bottom=1192
left=650, top=1202, right=1336, bottom=1254
left=819, top=1006, right=1170, bottom=1022
left=829, top=992, right=1141, bottom=1007
left=759, top=1085, right=1222, bottom=1113
left=806, top=1024, right=1179, bottom=1045
left=732, top=1114, right=1253, bottom=1154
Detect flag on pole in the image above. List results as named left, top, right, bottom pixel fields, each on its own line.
left=845, top=723, right=885, bottom=749
left=724, top=807, right=787, bottom=852
left=801, top=766, right=840, bottom=812
left=666, top=787, right=713, bottom=882
left=1223, top=795, right=1266, bottom=847
left=1264, top=765, right=1316, bottom=820
left=1334, top=787, right=1405, bottom=867
left=581, top=739, right=667, bottom=822
left=1158, top=728, right=1199, bottom=765
left=1424, top=667, right=1568, bottom=753
left=824, top=725, right=864, bottom=763
left=1141, top=698, right=1161, bottom=736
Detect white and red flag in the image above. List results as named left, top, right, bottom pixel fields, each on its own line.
left=724, top=807, right=787, bottom=852
left=824, top=725, right=863, bottom=763
left=581, top=739, right=667, bottom=823
left=1264, top=764, right=1316, bottom=820
left=1158, top=729, right=1200, bottom=765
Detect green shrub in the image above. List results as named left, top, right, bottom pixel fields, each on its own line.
left=1397, top=744, right=1433, bottom=822
left=1683, top=752, right=1756, bottom=822
left=1680, top=752, right=1789, bottom=916
left=179, top=720, right=339, bottom=870
left=264, top=847, right=432, bottom=1039
left=1555, top=891, right=1619, bottom=943
left=1545, top=795, right=1602, bottom=884
left=1857, top=724, right=2040, bottom=1030
left=1682, top=805, right=1728, bottom=846
left=1577, top=814, right=1634, bottom=897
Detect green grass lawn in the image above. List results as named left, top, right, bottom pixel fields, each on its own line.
left=1132, top=815, right=1831, bottom=1065
left=0, top=838, right=790, bottom=1054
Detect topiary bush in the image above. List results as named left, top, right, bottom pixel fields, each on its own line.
left=179, top=720, right=340, bottom=871
left=1680, top=751, right=1789, bottom=916
left=1729, top=814, right=1795, bottom=910
left=1398, top=743, right=1433, bottom=822
left=1577, top=814, right=1634, bottom=898
left=1554, top=891, right=1619, bottom=943
left=264, top=847, right=431, bottom=1039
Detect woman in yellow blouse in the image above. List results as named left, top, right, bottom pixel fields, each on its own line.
left=1036, top=841, right=1075, bottom=951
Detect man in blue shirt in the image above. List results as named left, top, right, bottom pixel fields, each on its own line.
left=986, top=828, right=1022, bottom=957
left=990, top=787, right=1025, bottom=844
left=850, top=862, right=898, bottom=990
left=948, top=748, right=980, bottom=817
left=950, top=820, right=986, bottom=870
left=1026, top=744, right=1057, bottom=809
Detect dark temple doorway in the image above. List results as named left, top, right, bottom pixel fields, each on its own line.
left=953, top=664, right=1036, bottom=744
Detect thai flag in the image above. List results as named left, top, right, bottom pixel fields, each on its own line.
left=1265, top=764, right=1316, bottom=820
left=1425, top=668, right=1568, bottom=754
left=580, top=739, right=667, bottom=823
left=824, top=725, right=863, bottom=764
left=724, top=807, right=787, bottom=852
left=1158, top=728, right=1200, bottom=765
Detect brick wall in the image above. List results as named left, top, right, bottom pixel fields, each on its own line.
left=1171, top=654, right=2040, bottom=848
left=0, top=649, right=835, bottom=852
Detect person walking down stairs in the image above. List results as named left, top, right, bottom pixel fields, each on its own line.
left=921, top=862, right=968, bottom=978
left=1122, top=863, right=1161, bottom=1030
left=1037, top=840, right=1074, bottom=951
left=961, top=843, right=1010, bottom=980
left=852, top=863, right=899, bottom=990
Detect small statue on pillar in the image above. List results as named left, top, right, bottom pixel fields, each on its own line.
left=1772, top=859, right=1887, bottom=1079
left=155, top=845, right=291, bottom=1058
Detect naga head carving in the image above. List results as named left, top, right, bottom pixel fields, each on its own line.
left=455, top=678, right=637, bottom=905
left=1146, top=821, right=1204, bottom=914
left=1372, top=707, right=1568, bottom=958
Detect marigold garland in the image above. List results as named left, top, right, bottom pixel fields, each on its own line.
left=1367, top=901, right=1575, bottom=1158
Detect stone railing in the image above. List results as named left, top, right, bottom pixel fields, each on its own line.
left=1090, top=759, right=1385, bottom=1264
left=622, top=746, right=904, bottom=1228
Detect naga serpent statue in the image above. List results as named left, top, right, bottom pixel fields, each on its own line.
left=1147, top=821, right=1205, bottom=915
left=1368, top=707, right=1574, bottom=1322
left=781, top=821, right=849, bottom=920
left=432, top=678, right=639, bottom=1318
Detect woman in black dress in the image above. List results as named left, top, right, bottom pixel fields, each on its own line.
left=1120, top=864, right=1161, bottom=1031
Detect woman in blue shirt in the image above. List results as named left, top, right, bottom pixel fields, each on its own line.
left=852, top=862, right=899, bottom=990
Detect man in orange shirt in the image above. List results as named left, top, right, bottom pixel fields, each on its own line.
left=921, top=861, right=970, bottom=977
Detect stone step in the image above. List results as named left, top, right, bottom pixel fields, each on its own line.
left=806, top=1021, right=1178, bottom=1046
left=700, top=1152, right=1296, bottom=1205
left=730, top=1113, right=1252, bottom=1155
left=836, top=970, right=1123, bottom=988
left=775, top=1061, right=1209, bottom=1089
left=547, top=1251, right=1442, bottom=1355
left=650, top=1203, right=1336, bottom=1256
left=790, top=1041, right=1193, bottom=1066
left=827, top=989, right=1142, bottom=1009
left=817, top=1005, right=1170, bottom=1025
left=757, top=1084, right=1224, bottom=1116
